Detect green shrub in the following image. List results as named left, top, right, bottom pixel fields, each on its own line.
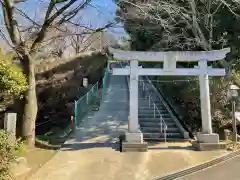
left=0, top=49, right=28, bottom=111
left=0, top=130, right=24, bottom=180
left=0, top=50, right=28, bottom=96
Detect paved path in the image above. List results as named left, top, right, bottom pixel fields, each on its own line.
left=27, top=63, right=229, bottom=180
left=179, top=155, right=240, bottom=180
left=27, top=63, right=130, bottom=180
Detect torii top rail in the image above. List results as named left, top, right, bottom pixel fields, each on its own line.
left=108, top=47, right=230, bottom=62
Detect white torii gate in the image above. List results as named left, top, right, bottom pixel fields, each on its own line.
left=108, top=47, right=230, bottom=144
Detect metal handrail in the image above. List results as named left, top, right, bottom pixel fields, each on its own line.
left=141, top=81, right=168, bottom=142
left=148, top=95, right=167, bottom=132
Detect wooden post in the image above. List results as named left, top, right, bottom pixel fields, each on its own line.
left=83, top=78, right=88, bottom=88
left=71, top=116, right=75, bottom=132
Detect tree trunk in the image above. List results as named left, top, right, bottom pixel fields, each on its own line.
left=21, top=54, right=38, bottom=149
left=75, top=44, right=80, bottom=55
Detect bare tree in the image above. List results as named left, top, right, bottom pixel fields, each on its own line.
left=118, top=0, right=240, bottom=51
left=59, top=22, right=116, bottom=55
left=0, top=0, right=114, bottom=148
left=117, top=0, right=240, bottom=74
left=65, top=24, right=99, bottom=55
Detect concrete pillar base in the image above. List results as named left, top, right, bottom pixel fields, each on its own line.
left=191, top=140, right=227, bottom=151
left=196, top=132, right=219, bottom=143
left=125, top=132, right=143, bottom=143
left=122, top=132, right=147, bottom=152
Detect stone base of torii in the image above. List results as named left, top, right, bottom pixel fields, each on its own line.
left=109, top=47, right=230, bottom=151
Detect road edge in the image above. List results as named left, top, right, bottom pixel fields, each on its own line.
left=156, top=149, right=240, bottom=180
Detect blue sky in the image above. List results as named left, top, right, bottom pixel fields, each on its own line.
left=12, top=0, right=126, bottom=39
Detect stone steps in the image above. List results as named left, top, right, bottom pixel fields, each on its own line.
left=139, top=102, right=164, bottom=107
left=139, top=117, right=174, bottom=122
left=143, top=132, right=183, bottom=140
left=138, top=113, right=171, bottom=118
left=138, top=109, right=169, bottom=114
left=122, top=142, right=148, bottom=152
left=148, top=138, right=190, bottom=143
left=141, top=127, right=179, bottom=133
left=138, top=81, right=185, bottom=142
left=139, top=121, right=177, bottom=128
left=139, top=109, right=167, bottom=114
left=138, top=105, right=166, bottom=111
left=137, top=77, right=188, bottom=142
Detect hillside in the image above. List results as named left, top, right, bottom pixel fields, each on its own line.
left=0, top=51, right=107, bottom=136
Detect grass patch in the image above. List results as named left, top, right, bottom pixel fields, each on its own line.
left=36, top=124, right=73, bottom=149
left=13, top=142, right=28, bottom=157
left=16, top=126, right=72, bottom=180
left=16, top=148, right=56, bottom=180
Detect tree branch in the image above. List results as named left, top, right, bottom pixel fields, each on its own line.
left=57, top=0, right=91, bottom=24
left=15, top=7, right=41, bottom=27
left=30, top=0, right=80, bottom=53
left=1, top=0, right=22, bottom=45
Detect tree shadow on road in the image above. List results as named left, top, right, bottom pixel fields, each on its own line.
left=61, top=141, right=120, bottom=152
left=58, top=75, right=129, bottom=152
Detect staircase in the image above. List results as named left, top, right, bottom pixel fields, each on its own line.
left=138, top=77, right=188, bottom=141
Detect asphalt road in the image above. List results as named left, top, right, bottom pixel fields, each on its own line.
left=179, top=155, right=240, bottom=180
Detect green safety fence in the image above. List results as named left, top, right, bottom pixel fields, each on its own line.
left=102, top=63, right=110, bottom=101
left=74, top=63, right=110, bottom=128
left=74, top=82, right=99, bottom=127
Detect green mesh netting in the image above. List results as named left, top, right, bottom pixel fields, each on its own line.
left=101, top=63, right=110, bottom=101
left=74, top=63, right=110, bottom=127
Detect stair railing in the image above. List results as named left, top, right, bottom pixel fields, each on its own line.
left=140, top=80, right=168, bottom=142
left=148, top=94, right=168, bottom=142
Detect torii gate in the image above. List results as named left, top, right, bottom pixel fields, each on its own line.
left=108, top=47, right=230, bottom=144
